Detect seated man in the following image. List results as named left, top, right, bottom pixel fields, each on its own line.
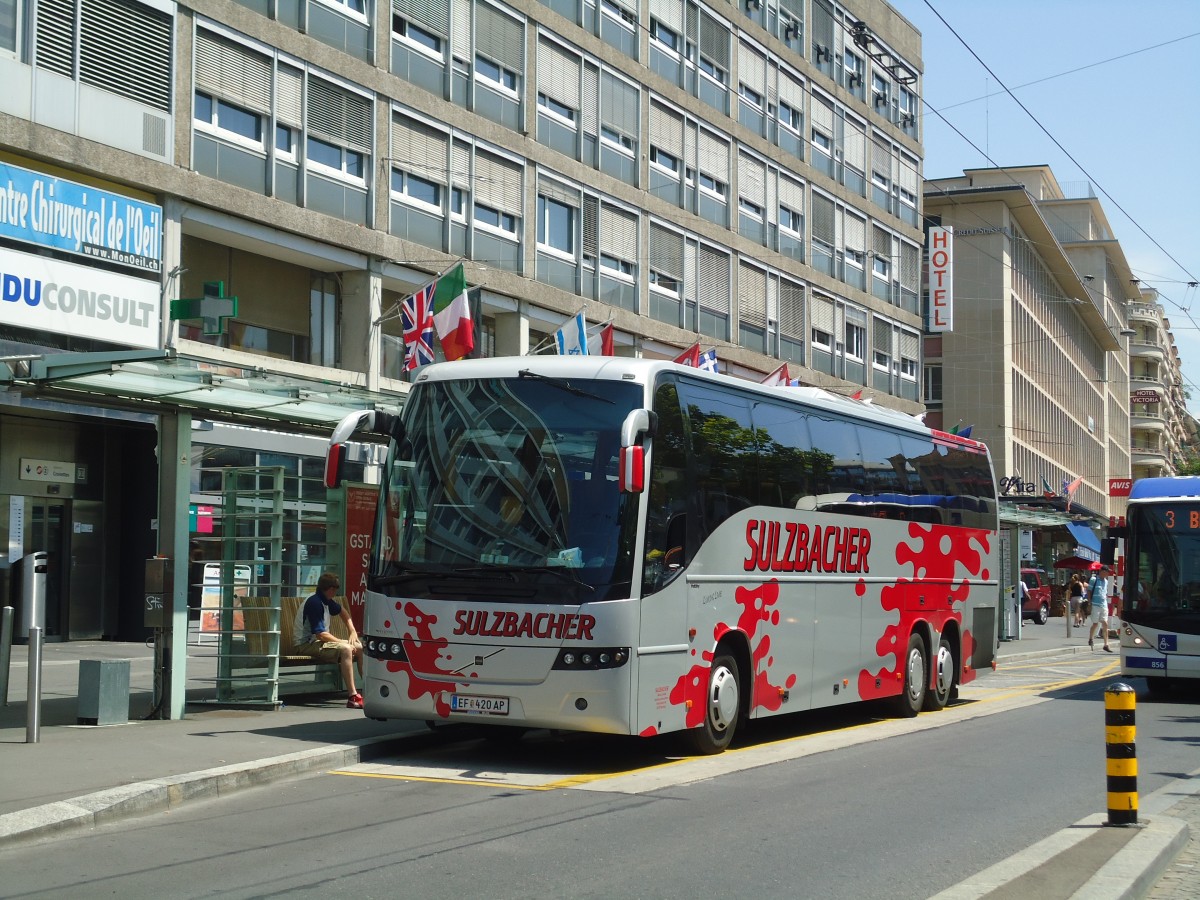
left=293, top=572, right=364, bottom=709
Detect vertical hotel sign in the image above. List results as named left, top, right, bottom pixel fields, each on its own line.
left=928, top=226, right=953, bottom=332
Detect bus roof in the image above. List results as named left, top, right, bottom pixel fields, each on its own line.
left=1128, top=476, right=1200, bottom=501
left=411, top=356, right=975, bottom=445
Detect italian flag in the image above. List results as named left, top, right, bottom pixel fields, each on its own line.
left=432, top=263, right=474, bottom=361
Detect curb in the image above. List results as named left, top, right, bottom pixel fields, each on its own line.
left=0, top=732, right=419, bottom=847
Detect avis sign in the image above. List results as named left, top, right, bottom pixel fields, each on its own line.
left=1109, top=478, right=1133, bottom=497
left=928, top=226, right=953, bottom=332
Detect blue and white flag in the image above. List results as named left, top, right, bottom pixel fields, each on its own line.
left=554, top=312, right=589, bottom=355
left=698, top=348, right=719, bottom=372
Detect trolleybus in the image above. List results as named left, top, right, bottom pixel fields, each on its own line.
left=325, top=358, right=1000, bottom=752
left=1115, top=477, right=1200, bottom=695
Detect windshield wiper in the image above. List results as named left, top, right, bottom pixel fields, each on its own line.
left=373, top=563, right=478, bottom=586
left=518, top=369, right=614, bottom=403
left=499, top=565, right=595, bottom=592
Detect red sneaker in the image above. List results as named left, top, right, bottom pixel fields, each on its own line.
left=347, top=694, right=364, bottom=709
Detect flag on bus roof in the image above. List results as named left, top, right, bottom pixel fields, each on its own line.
left=587, top=321, right=615, bottom=356
left=554, top=312, right=589, bottom=355
left=401, top=280, right=436, bottom=371
left=674, top=342, right=700, bottom=367
left=698, top=348, right=718, bottom=372
left=957, top=425, right=973, bottom=439
left=850, top=389, right=864, bottom=400
left=432, top=263, right=474, bottom=361
left=761, top=363, right=790, bottom=386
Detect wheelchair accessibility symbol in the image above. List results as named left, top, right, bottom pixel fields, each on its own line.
left=1157, top=634, right=1178, bottom=652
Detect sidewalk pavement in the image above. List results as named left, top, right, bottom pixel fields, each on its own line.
left=1, top=617, right=1195, bottom=900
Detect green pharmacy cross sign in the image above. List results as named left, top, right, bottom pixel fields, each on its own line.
left=171, top=281, right=238, bottom=335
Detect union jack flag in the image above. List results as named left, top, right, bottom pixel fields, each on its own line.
left=402, top=281, right=436, bottom=371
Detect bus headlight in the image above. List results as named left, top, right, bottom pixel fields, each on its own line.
left=362, top=635, right=409, bottom=662
left=553, top=647, right=631, bottom=670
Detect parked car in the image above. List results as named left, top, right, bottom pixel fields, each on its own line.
left=1020, top=567, right=1053, bottom=625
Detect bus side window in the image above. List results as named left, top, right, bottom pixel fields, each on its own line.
left=644, top=380, right=691, bottom=595
left=675, top=380, right=757, bottom=543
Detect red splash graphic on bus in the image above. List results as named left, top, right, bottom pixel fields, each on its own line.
left=663, top=581, right=798, bottom=731
left=857, top=524, right=991, bottom=700
left=383, top=600, right=466, bottom=717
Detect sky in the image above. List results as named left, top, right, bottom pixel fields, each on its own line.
left=891, top=0, right=1200, bottom=414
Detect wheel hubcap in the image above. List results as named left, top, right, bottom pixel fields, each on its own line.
left=708, top=665, right=739, bottom=733
left=934, top=645, right=953, bottom=697
left=906, top=649, right=926, bottom=703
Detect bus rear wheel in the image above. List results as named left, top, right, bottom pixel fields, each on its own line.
left=923, top=636, right=954, bottom=711
left=687, top=652, right=741, bottom=755
left=894, top=633, right=926, bottom=718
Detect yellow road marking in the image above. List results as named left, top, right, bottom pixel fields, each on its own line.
left=328, top=660, right=1123, bottom=791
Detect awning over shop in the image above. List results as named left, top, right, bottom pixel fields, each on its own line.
left=1066, top=522, right=1101, bottom=554
left=1054, top=553, right=1097, bottom=570
left=0, top=348, right=405, bottom=435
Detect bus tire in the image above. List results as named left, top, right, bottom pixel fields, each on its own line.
left=687, top=652, right=741, bottom=755
left=1145, top=677, right=1173, bottom=699
left=894, top=633, right=926, bottom=718
left=923, top=636, right=954, bottom=711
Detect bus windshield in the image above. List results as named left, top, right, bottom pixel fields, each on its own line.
left=1126, top=503, right=1200, bottom=627
left=373, top=374, right=643, bottom=603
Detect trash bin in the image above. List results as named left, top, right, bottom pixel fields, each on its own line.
left=77, top=659, right=130, bottom=726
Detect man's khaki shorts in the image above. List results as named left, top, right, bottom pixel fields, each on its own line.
left=299, top=639, right=351, bottom=663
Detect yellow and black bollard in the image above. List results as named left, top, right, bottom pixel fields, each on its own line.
left=1104, top=682, right=1137, bottom=826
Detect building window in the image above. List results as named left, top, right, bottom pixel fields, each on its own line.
left=316, top=0, right=368, bottom=19
left=650, top=269, right=681, bottom=296
left=393, top=16, right=443, bottom=56
left=310, top=273, right=340, bottom=367
left=474, top=202, right=517, bottom=236
left=924, top=364, right=942, bottom=403
left=194, top=91, right=264, bottom=148
left=537, top=196, right=575, bottom=255
left=391, top=170, right=442, bottom=209
left=651, top=146, right=679, bottom=175
left=779, top=206, right=802, bottom=236
left=538, top=93, right=576, bottom=123
left=812, top=328, right=832, bottom=350
left=845, top=322, right=866, bottom=362
left=307, top=135, right=366, bottom=181
left=651, top=19, right=679, bottom=53
left=475, top=55, right=519, bottom=95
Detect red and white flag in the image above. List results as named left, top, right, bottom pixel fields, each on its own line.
left=588, top=322, right=615, bottom=356
left=761, top=363, right=790, bottom=386
left=674, top=342, right=701, bottom=367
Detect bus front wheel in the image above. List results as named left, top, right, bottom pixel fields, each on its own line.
left=895, top=634, right=926, bottom=718
left=687, top=652, right=741, bottom=755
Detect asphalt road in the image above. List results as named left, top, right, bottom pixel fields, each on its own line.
left=2, top=654, right=1196, bottom=900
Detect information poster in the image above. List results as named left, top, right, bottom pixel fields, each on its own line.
left=343, top=484, right=378, bottom=633
left=199, top=563, right=252, bottom=641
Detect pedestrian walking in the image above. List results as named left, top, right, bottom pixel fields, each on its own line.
left=1086, top=563, right=1113, bottom=652
left=1068, top=573, right=1085, bottom=626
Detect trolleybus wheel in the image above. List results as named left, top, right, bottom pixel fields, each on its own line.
left=895, top=633, right=926, bottom=718
left=687, top=652, right=741, bottom=755
left=923, top=636, right=954, bottom=711
left=1145, top=677, right=1173, bottom=699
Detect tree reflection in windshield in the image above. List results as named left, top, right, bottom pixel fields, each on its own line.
left=375, top=376, right=642, bottom=601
